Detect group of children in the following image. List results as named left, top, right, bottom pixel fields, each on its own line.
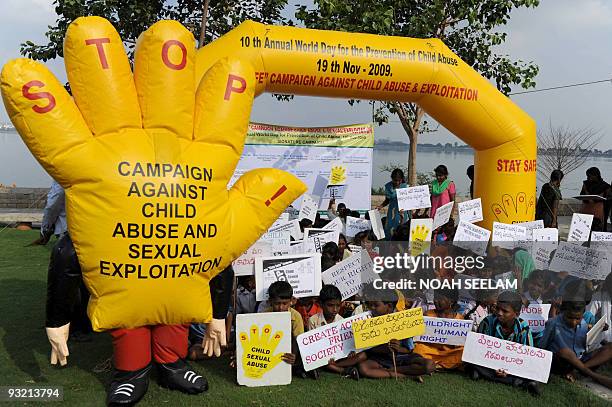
left=183, top=189, right=612, bottom=395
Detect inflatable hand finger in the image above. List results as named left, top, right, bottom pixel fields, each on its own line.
left=239, top=324, right=284, bottom=379
left=492, top=192, right=534, bottom=224
left=1, top=17, right=306, bottom=331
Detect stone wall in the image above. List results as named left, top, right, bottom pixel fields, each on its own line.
left=0, top=187, right=48, bottom=209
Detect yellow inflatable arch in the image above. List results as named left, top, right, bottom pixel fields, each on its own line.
left=1, top=17, right=535, bottom=331
left=197, top=21, right=537, bottom=230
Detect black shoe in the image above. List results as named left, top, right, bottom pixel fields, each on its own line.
left=310, top=369, right=320, bottom=380
left=470, top=368, right=480, bottom=381
left=342, top=367, right=360, bottom=381
left=107, top=364, right=151, bottom=406
left=526, top=381, right=542, bottom=397
left=157, top=359, right=208, bottom=394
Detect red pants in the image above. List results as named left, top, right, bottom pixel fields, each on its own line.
left=110, top=325, right=188, bottom=371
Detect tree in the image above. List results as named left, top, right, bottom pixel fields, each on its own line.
left=296, top=1, right=540, bottom=185
left=537, top=123, right=601, bottom=180
left=21, top=0, right=288, bottom=61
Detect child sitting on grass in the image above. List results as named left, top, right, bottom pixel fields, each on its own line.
left=357, top=289, right=435, bottom=381
left=539, top=280, right=612, bottom=389
left=470, top=290, right=541, bottom=396
left=413, top=288, right=465, bottom=370
left=308, top=285, right=365, bottom=380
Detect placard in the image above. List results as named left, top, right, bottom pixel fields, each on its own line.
left=492, top=222, right=526, bottom=250
left=519, top=304, right=551, bottom=333
left=304, top=228, right=340, bottom=253
left=269, top=219, right=302, bottom=241
left=409, top=218, right=433, bottom=256
left=516, top=220, right=544, bottom=240
left=352, top=308, right=425, bottom=349
left=368, top=209, right=386, bottom=240
left=587, top=314, right=607, bottom=352
left=233, top=242, right=273, bottom=276
left=432, top=201, right=454, bottom=230
left=323, top=184, right=348, bottom=199
left=414, top=317, right=473, bottom=346
left=323, top=217, right=344, bottom=234
left=255, top=253, right=322, bottom=301
left=453, top=221, right=491, bottom=256
left=298, top=194, right=318, bottom=223
left=549, top=242, right=611, bottom=280
left=345, top=216, right=371, bottom=238
left=567, top=213, right=594, bottom=242
left=462, top=332, right=552, bottom=383
left=397, top=185, right=431, bottom=211
left=590, top=232, right=612, bottom=250
left=321, top=251, right=377, bottom=300
left=458, top=198, right=483, bottom=223
left=237, top=312, right=291, bottom=387
left=532, top=228, right=558, bottom=270
left=297, top=312, right=372, bottom=371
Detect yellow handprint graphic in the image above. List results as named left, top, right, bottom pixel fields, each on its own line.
left=329, top=165, right=347, bottom=185
left=491, top=192, right=535, bottom=224
left=410, top=222, right=432, bottom=256
left=239, top=324, right=285, bottom=379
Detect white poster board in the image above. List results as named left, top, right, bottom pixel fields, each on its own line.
left=462, top=332, right=552, bottom=383
left=233, top=242, right=273, bottom=276
left=587, top=314, right=607, bottom=352
left=321, top=251, right=377, bottom=300
left=532, top=228, right=558, bottom=269
left=237, top=312, right=291, bottom=387
left=519, top=304, right=551, bottom=334
left=414, top=317, right=473, bottom=346
left=432, top=201, right=454, bottom=230
left=304, top=228, right=340, bottom=253
left=492, top=222, right=527, bottom=250
left=345, top=216, right=371, bottom=238
left=297, top=312, right=372, bottom=371
left=396, top=185, right=431, bottom=211
left=255, top=253, right=322, bottom=301
left=567, top=213, right=594, bottom=242
left=368, top=209, right=386, bottom=240
left=269, top=219, right=302, bottom=241
left=549, top=242, right=612, bottom=280
left=458, top=198, right=483, bottom=223
left=590, top=232, right=612, bottom=250
left=323, top=217, right=344, bottom=234
left=298, top=194, right=319, bottom=223
left=453, top=220, right=491, bottom=256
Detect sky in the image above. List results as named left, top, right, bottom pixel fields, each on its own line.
left=1, top=0, right=611, bottom=148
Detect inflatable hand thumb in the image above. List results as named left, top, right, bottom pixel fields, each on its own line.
left=46, top=323, right=70, bottom=366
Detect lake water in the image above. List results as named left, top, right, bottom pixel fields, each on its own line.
left=2, top=131, right=612, bottom=198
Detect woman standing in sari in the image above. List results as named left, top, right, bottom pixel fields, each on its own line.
left=580, top=167, right=611, bottom=231
left=376, top=168, right=408, bottom=239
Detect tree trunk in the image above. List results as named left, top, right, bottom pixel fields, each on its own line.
left=198, top=0, right=210, bottom=48
left=408, top=132, right=418, bottom=185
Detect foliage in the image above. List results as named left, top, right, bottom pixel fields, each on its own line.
left=296, top=0, right=540, bottom=184
left=20, top=0, right=288, bottom=61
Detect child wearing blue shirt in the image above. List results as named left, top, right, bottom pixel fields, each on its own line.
left=470, top=290, right=541, bottom=396
left=540, top=285, right=612, bottom=389
left=357, top=289, right=435, bottom=381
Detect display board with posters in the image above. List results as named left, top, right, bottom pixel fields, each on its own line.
left=230, top=123, right=374, bottom=211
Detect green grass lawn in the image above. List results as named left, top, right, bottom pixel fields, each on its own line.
left=0, top=228, right=609, bottom=406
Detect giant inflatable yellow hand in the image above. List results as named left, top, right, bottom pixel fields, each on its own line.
left=0, top=17, right=306, bottom=331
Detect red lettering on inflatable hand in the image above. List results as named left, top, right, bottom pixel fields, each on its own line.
left=22, top=80, right=56, bottom=114
left=85, top=38, right=111, bottom=69
left=224, top=74, right=247, bottom=100
left=161, top=40, right=187, bottom=70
